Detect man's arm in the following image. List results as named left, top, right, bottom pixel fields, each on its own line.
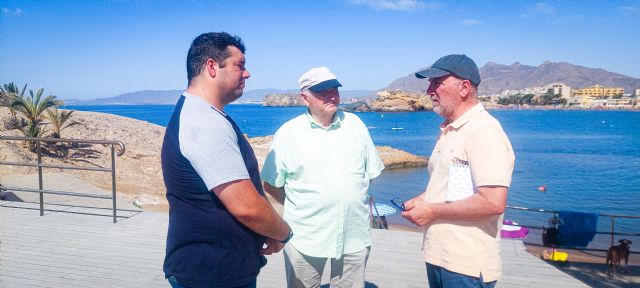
left=402, top=185, right=508, bottom=226
left=213, top=179, right=290, bottom=241
left=263, top=182, right=286, bottom=205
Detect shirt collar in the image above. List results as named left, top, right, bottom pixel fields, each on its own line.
left=183, top=91, right=227, bottom=116
left=305, top=110, right=342, bottom=130
left=440, top=103, right=485, bottom=131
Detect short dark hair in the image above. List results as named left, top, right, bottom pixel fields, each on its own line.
left=186, top=32, right=246, bottom=82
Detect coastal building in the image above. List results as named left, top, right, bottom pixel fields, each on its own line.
left=580, top=96, right=636, bottom=108
left=489, top=83, right=575, bottom=105
left=573, top=85, right=624, bottom=98
left=635, top=88, right=640, bottom=96
left=548, top=83, right=571, bottom=99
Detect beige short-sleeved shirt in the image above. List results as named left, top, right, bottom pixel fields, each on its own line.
left=422, top=103, right=515, bottom=282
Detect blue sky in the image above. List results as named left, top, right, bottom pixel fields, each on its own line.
left=1, top=0, right=639, bottom=100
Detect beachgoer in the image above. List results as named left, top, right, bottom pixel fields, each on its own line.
left=261, top=67, right=385, bottom=288
left=161, top=32, right=292, bottom=288
left=401, top=54, right=515, bottom=288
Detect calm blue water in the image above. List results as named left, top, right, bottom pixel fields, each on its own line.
left=65, top=104, right=640, bottom=245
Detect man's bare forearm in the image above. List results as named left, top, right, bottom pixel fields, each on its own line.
left=214, top=179, right=290, bottom=241
left=430, top=186, right=507, bottom=219
left=402, top=186, right=508, bottom=226
left=263, top=182, right=286, bottom=205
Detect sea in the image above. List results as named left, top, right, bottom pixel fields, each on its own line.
left=64, top=104, right=640, bottom=248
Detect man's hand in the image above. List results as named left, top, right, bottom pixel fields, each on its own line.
left=261, top=238, right=285, bottom=255
left=401, top=196, right=437, bottom=226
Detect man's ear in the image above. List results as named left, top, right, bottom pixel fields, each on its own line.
left=206, top=58, right=217, bottom=78
left=459, top=79, right=471, bottom=99
left=300, top=92, right=311, bottom=106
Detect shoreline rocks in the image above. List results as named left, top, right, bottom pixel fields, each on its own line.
left=262, top=93, right=304, bottom=107
left=368, top=90, right=432, bottom=112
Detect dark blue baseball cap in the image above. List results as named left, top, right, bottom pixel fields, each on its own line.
left=415, top=54, right=481, bottom=86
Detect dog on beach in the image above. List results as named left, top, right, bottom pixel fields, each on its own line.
left=606, top=239, right=632, bottom=276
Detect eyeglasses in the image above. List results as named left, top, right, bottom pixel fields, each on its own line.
left=431, top=77, right=462, bottom=87
left=427, top=76, right=467, bottom=92
left=390, top=198, right=406, bottom=211
left=310, top=88, right=339, bottom=99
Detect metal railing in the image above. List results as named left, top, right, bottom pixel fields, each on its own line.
left=0, top=135, right=127, bottom=223
left=506, top=205, right=640, bottom=252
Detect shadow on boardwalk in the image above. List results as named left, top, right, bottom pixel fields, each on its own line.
left=545, top=261, right=639, bottom=288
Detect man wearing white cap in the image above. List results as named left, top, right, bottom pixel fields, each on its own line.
left=261, top=67, right=384, bottom=288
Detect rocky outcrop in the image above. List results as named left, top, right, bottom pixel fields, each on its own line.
left=368, top=90, right=432, bottom=112
left=262, top=93, right=304, bottom=106
left=246, top=135, right=428, bottom=170
left=340, top=101, right=372, bottom=112
left=376, top=146, right=428, bottom=169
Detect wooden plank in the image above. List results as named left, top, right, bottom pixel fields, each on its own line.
left=1, top=201, right=594, bottom=288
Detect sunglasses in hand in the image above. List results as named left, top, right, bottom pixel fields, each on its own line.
left=390, top=198, right=406, bottom=211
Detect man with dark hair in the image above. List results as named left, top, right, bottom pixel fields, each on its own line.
left=401, top=54, right=515, bottom=288
left=162, top=32, right=292, bottom=288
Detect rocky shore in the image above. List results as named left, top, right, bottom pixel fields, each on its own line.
left=262, top=93, right=303, bottom=106
left=0, top=107, right=427, bottom=211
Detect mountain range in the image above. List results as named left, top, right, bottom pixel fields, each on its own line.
left=64, top=61, right=640, bottom=105
left=383, top=61, right=640, bottom=96
left=64, top=88, right=373, bottom=105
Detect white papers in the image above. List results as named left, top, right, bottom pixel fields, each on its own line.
left=446, top=160, right=475, bottom=202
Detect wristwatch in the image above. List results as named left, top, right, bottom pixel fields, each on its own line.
left=279, top=229, right=294, bottom=244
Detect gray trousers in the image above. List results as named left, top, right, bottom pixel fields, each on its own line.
left=283, top=244, right=371, bottom=288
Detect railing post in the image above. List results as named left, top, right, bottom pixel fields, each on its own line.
left=111, top=144, right=117, bottom=223
left=610, top=217, right=615, bottom=247
left=37, top=140, right=44, bottom=216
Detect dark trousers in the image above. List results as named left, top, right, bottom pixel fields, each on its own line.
left=167, top=276, right=257, bottom=288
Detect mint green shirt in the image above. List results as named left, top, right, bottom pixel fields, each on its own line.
left=261, top=111, right=384, bottom=258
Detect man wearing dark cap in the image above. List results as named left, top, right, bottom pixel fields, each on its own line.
left=401, top=54, right=515, bottom=288
left=261, top=67, right=384, bottom=288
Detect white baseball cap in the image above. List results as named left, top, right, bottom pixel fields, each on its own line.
left=298, top=67, right=342, bottom=92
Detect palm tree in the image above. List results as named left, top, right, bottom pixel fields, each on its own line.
left=1, top=82, right=27, bottom=117
left=45, top=107, right=79, bottom=138
left=11, top=87, right=62, bottom=125
left=17, top=122, right=49, bottom=152
left=11, top=88, right=61, bottom=151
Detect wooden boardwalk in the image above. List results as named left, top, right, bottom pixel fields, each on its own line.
left=0, top=200, right=590, bottom=288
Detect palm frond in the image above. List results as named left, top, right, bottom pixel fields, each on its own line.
left=45, top=107, right=79, bottom=138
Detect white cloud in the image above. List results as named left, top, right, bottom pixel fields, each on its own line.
left=347, top=0, right=441, bottom=11
left=460, top=19, right=482, bottom=26
left=521, top=2, right=555, bottom=18
left=1, top=7, right=22, bottom=15
left=620, top=6, right=640, bottom=22
left=620, top=6, right=640, bottom=16
left=548, top=14, right=584, bottom=24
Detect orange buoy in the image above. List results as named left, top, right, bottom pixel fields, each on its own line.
left=537, top=185, right=547, bottom=192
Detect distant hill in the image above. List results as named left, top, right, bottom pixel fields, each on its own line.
left=380, top=61, right=640, bottom=96
left=64, top=88, right=373, bottom=105
left=64, top=90, right=183, bottom=105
